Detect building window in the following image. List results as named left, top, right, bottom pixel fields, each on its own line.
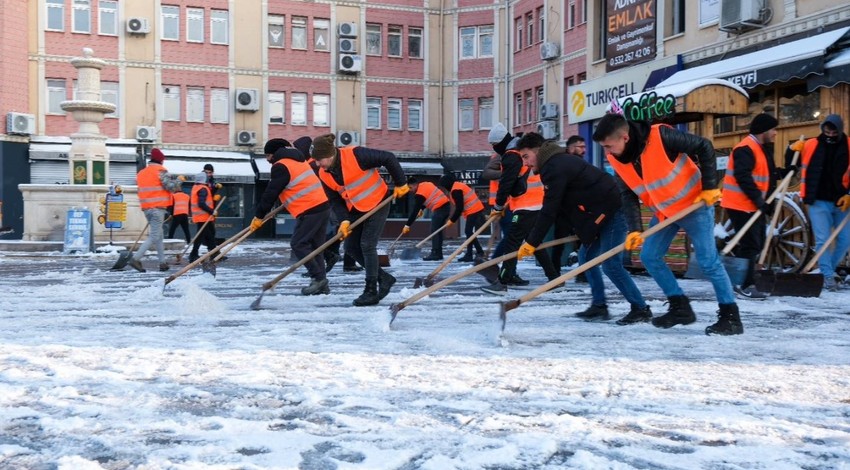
left=538, top=7, right=545, bottom=42
left=100, top=81, right=119, bottom=117
left=408, top=27, right=423, bottom=59
left=526, top=91, right=534, bottom=123
left=72, top=0, right=91, bottom=33
left=366, top=24, right=382, bottom=56
left=668, top=0, right=686, bottom=36
left=536, top=87, right=545, bottom=120
left=408, top=99, right=422, bottom=131
left=460, top=27, right=476, bottom=59
left=568, top=0, right=576, bottom=29
left=367, top=97, right=381, bottom=129
left=388, top=25, right=402, bottom=57
left=459, top=99, right=474, bottom=131
left=210, top=88, right=229, bottom=123
left=479, top=97, right=493, bottom=129
left=578, top=72, right=586, bottom=83
left=268, top=91, right=285, bottom=124
left=581, top=0, right=588, bottom=24
left=187, top=7, right=204, bottom=43
left=515, top=17, right=523, bottom=51
left=479, top=25, right=493, bottom=57
left=291, top=16, right=307, bottom=49
left=387, top=98, right=402, bottom=130
left=514, top=94, right=522, bottom=126
left=161, top=5, right=179, bottom=41
left=162, top=86, right=180, bottom=121
left=211, top=9, right=229, bottom=44
left=47, top=79, right=66, bottom=115
left=313, top=94, right=330, bottom=126
left=98, top=1, right=118, bottom=36
left=186, top=87, right=205, bottom=122
left=47, top=0, right=64, bottom=31
left=291, top=93, right=307, bottom=125
left=314, top=19, right=330, bottom=51
left=527, top=13, right=534, bottom=46
left=268, top=15, right=284, bottom=48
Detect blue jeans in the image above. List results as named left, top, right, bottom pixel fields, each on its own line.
left=807, top=200, right=850, bottom=277
left=641, top=205, right=736, bottom=305
left=579, top=210, right=647, bottom=307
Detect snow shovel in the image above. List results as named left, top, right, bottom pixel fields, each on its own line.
left=250, top=195, right=394, bottom=310
left=475, top=215, right=501, bottom=264
left=379, top=230, right=406, bottom=267
left=755, top=208, right=850, bottom=297
left=175, top=196, right=227, bottom=264
left=413, top=215, right=496, bottom=288
left=111, top=221, right=150, bottom=270
left=389, top=235, right=577, bottom=326
left=499, top=201, right=704, bottom=331
left=399, top=221, right=452, bottom=260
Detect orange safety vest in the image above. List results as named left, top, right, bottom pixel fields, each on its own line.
left=318, top=147, right=387, bottom=212
left=800, top=137, right=850, bottom=199
left=416, top=181, right=449, bottom=211
left=451, top=181, right=484, bottom=217
left=191, top=183, right=214, bottom=223
left=509, top=167, right=544, bottom=211
left=275, top=159, right=329, bottom=218
left=136, top=164, right=172, bottom=210
left=607, top=124, right=702, bottom=220
left=171, top=191, right=190, bottom=216
left=721, top=136, right=770, bottom=212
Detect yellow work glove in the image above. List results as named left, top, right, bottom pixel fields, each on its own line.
left=249, top=217, right=264, bottom=232
left=694, top=189, right=722, bottom=206
left=177, top=175, right=187, bottom=182
left=213, top=194, right=222, bottom=202
left=838, top=195, right=850, bottom=212
left=446, top=219, right=455, bottom=226
left=517, top=242, right=535, bottom=260
left=393, top=184, right=410, bottom=199
left=215, top=183, right=223, bottom=190
left=490, top=205, right=505, bottom=218
left=625, top=231, right=644, bottom=251
left=338, top=220, right=352, bottom=239
left=790, top=139, right=805, bottom=153
left=402, top=225, right=411, bottom=235
left=418, top=210, right=424, bottom=219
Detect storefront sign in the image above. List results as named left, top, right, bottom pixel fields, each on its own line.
left=72, top=161, right=87, bottom=184
left=567, top=55, right=679, bottom=123
left=64, top=208, right=94, bottom=253
left=606, top=0, right=657, bottom=72
left=620, top=91, right=676, bottom=121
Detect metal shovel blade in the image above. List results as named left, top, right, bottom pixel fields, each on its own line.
left=473, top=257, right=500, bottom=284
left=389, top=303, right=403, bottom=326
left=754, top=270, right=824, bottom=297
left=378, top=254, right=391, bottom=267
left=111, top=250, right=132, bottom=270
left=399, top=246, right=422, bottom=260
left=249, top=291, right=266, bottom=310
left=201, top=260, right=217, bottom=277
left=412, top=275, right=436, bottom=288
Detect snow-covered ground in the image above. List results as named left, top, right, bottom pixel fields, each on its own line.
left=1, top=240, right=849, bottom=469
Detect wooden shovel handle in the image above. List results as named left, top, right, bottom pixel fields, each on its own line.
left=260, top=195, right=395, bottom=292
left=423, top=214, right=496, bottom=282
left=415, top=220, right=453, bottom=248
left=177, top=196, right=227, bottom=259
left=127, top=220, right=150, bottom=254
left=802, top=208, right=850, bottom=273
left=757, top=135, right=805, bottom=265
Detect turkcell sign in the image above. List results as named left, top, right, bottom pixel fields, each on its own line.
left=567, top=55, right=679, bottom=123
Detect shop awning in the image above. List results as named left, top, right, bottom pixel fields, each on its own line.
left=253, top=156, right=444, bottom=180
left=808, top=47, right=850, bottom=91
left=611, top=78, right=750, bottom=122
left=165, top=158, right=256, bottom=184
left=29, top=142, right=139, bottom=162
left=657, top=27, right=850, bottom=90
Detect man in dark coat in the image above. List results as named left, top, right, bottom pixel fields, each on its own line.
left=515, top=133, right=651, bottom=324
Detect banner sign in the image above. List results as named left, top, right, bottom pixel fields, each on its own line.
left=64, top=208, right=94, bottom=253
left=606, top=0, right=657, bottom=72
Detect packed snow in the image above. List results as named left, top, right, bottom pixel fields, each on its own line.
left=1, top=240, right=849, bottom=469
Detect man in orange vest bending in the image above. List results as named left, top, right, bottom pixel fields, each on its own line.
left=592, top=113, right=742, bottom=336
left=129, top=148, right=183, bottom=273
left=311, top=133, right=409, bottom=307
left=402, top=177, right=452, bottom=260
left=443, top=174, right=486, bottom=262
left=252, top=142, right=331, bottom=295
left=720, top=113, right=778, bottom=299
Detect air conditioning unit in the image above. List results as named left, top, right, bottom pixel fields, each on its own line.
left=236, top=130, right=257, bottom=146
left=536, top=121, right=559, bottom=140
left=539, top=103, right=559, bottom=121
left=719, top=0, right=764, bottom=33
left=235, top=88, right=259, bottom=112
left=540, top=42, right=560, bottom=61
left=339, top=37, right=357, bottom=54
left=337, top=130, right=360, bottom=147
left=338, top=54, right=362, bottom=74
left=126, top=17, right=150, bottom=34
left=338, top=22, right=358, bottom=38
left=6, top=112, right=35, bottom=136
left=135, top=125, right=157, bottom=142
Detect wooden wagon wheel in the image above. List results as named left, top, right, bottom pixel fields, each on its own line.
left=762, top=195, right=810, bottom=273
left=713, top=206, right=736, bottom=251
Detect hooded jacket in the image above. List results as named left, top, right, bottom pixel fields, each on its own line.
left=526, top=142, right=621, bottom=246
left=786, top=114, right=850, bottom=204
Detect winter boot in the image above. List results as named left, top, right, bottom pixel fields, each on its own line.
left=458, top=252, right=475, bottom=262
left=377, top=270, right=396, bottom=300
left=705, top=303, right=744, bottom=336
left=324, top=251, right=341, bottom=273
left=616, top=304, right=653, bottom=325
left=158, top=263, right=170, bottom=272
left=188, top=252, right=199, bottom=263
left=128, top=258, right=146, bottom=273
left=353, top=277, right=380, bottom=306
left=422, top=253, right=443, bottom=261
left=480, top=280, right=508, bottom=295
left=652, top=295, right=696, bottom=328
left=506, top=274, right=530, bottom=286
left=302, top=278, right=330, bottom=295
left=575, top=304, right=610, bottom=320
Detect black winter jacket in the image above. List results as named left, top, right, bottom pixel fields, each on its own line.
left=526, top=142, right=622, bottom=246
left=321, top=146, right=406, bottom=222
left=255, top=148, right=329, bottom=219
